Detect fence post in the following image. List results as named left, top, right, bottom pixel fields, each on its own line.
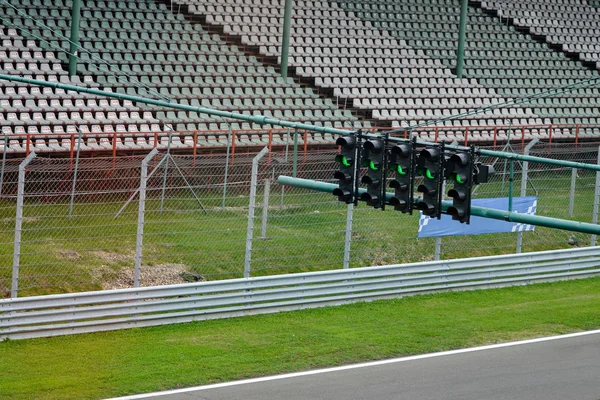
left=134, top=149, right=159, bottom=288
left=260, top=178, right=270, bottom=238
left=434, top=177, right=447, bottom=261
left=159, top=127, right=173, bottom=215
left=569, top=168, right=577, bottom=217
left=0, top=130, right=7, bottom=198
left=12, top=152, right=37, bottom=298
left=280, top=128, right=290, bottom=209
left=516, top=138, right=538, bottom=253
left=245, top=147, right=269, bottom=278
left=343, top=203, right=353, bottom=269
left=591, top=146, right=600, bottom=246
left=222, top=125, right=232, bottom=209
left=68, top=127, right=83, bottom=218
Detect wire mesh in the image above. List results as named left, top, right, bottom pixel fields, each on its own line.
left=1, top=140, right=598, bottom=298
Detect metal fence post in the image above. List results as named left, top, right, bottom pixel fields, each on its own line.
left=68, top=128, right=83, bottom=218
left=245, top=147, right=269, bottom=278
left=343, top=203, right=353, bottom=269
left=516, top=138, right=538, bottom=253
left=591, top=146, right=600, bottom=246
left=260, top=178, right=270, bottom=238
left=569, top=168, right=577, bottom=217
left=12, top=152, right=36, bottom=298
left=134, top=149, right=159, bottom=287
left=222, top=125, right=232, bottom=209
left=0, top=130, right=7, bottom=198
left=159, top=127, right=173, bottom=215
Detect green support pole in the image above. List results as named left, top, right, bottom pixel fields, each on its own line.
left=280, top=0, right=293, bottom=79
left=68, top=0, right=82, bottom=76
left=456, top=0, right=468, bottom=79
left=277, top=176, right=600, bottom=236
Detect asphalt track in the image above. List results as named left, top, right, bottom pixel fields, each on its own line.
left=111, top=330, right=600, bottom=400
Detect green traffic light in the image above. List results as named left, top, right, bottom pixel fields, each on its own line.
left=396, top=165, right=406, bottom=175
left=425, top=169, right=435, bottom=179
left=369, top=160, right=379, bottom=171
left=455, top=173, right=464, bottom=184
left=341, top=156, right=352, bottom=167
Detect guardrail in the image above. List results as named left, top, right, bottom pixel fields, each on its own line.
left=2, top=246, right=600, bottom=340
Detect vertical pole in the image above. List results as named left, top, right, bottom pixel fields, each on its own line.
left=0, top=130, right=7, bottom=198
left=508, top=160, right=514, bottom=212
left=456, top=0, right=468, bottom=79
left=222, top=125, right=232, bottom=209
left=435, top=178, right=447, bottom=260
left=134, top=149, right=158, bottom=287
left=280, top=128, right=290, bottom=209
left=68, top=128, right=83, bottom=218
left=569, top=168, right=577, bottom=217
left=516, top=138, right=537, bottom=253
left=12, top=152, right=36, bottom=298
left=280, top=0, right=293, bottom=79
left=591, top=146, right=600, bottom=246
left=68, top=0, right=82, bottom=76
left=343, top=203, right=353, bottom=269
left=245, top=147, right=269, bottom=278
left=292, top=128, right=298, bottom=178
left=260, top=179, right=270, bottom=238
left=159, top=127, right=173, bottom=215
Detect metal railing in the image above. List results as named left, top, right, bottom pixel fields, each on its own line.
left=2, top=246, right=600, bottom=340
left=1, top=124, right=600, bottom=157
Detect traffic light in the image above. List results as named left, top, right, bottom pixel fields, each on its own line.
left=360, top=137, right=385, bottom=208
left=333, top=134, right=358, bottom=204
left=416, top=145, right=443, bottom=218
left=446, top=148, right=474, bottom=223
left=388, top=143, right=413, bottom=213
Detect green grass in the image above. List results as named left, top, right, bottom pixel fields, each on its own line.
left=1, top=277, right=600, bottom=400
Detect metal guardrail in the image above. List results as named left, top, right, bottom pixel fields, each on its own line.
left=2, top=246, right=600, bottom=340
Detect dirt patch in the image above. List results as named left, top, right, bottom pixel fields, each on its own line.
left=1, top=217, right=40, bottom=223
left=92, top=250, right=134, bottom=263
left=98, top=263, right=193, bottom=290
left=55, top=250, right=82, bottom=260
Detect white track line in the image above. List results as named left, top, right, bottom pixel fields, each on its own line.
left=107, top=329, right=600, bottom=399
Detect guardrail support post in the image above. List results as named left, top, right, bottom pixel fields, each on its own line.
left=12, top=152, right=36, bottom=298
left=134, top=149, right=159, bottom=287
left=245, top=147, right=269, bottom=278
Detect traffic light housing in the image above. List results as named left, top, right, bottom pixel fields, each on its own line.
left=388, top=143, right=413, bottom=213
left=446, top=148, right=474, bottom=223
left=416, top=145, right=443, bottom=218
left=360, top=137, right=385, bottom=208
left=333, top=134, right=358, bottom=204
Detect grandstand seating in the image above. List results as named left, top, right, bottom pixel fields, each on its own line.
left=476, top=0, right=600, bottom=67
left=0, top=0, right=599, bottom=153
left=180, top=0, right=544, bottom=132
left=339, top=0, right=600, bottom=128
left=0, top=0, right=359, bottom=153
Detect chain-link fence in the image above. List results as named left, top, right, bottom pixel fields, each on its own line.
left=1, top=139, right=599, bottom=298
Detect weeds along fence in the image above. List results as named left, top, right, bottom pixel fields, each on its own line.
left=0, top=140, right=599, bottom=298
